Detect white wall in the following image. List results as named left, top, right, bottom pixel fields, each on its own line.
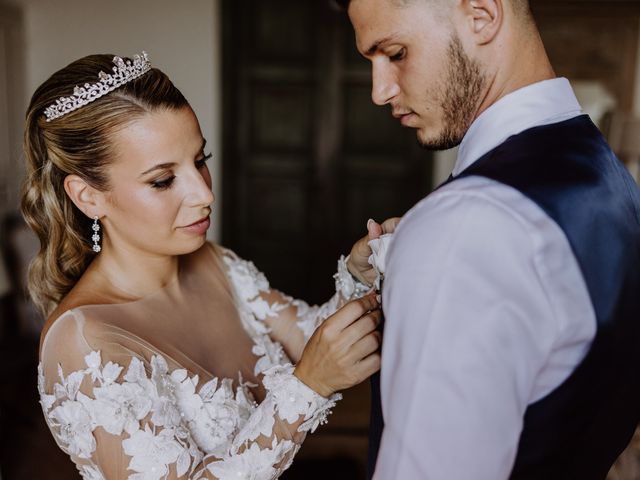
left=4, top=0, right=223, bottom=239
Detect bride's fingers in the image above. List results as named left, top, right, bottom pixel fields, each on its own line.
left=350, top=330, right=382, bottom=360
left=343, top=309, right=381, bottom=344
left=327, top=294, right=379, bottom=332
left=356, top=351, right=382, bottom=379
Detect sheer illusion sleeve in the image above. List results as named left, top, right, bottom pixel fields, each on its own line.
left=38, top=310, right=340, bottom=480
left=219, top=247, right=371, bottom=363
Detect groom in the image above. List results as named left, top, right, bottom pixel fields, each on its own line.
left=340, top=0, right=640, bottom=478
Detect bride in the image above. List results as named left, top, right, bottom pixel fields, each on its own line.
left=23, top=52, right=395, bottom=479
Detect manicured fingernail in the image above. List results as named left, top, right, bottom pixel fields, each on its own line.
left=367, top=218, right=375, bottom=229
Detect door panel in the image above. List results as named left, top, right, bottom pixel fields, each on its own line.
left=223, top=0, right=432, bottom=304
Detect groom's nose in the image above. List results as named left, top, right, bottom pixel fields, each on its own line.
left=371, top=60, right=400, bottom=106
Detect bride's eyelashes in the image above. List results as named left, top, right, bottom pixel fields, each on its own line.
left=150, top=175, right=176, bottom=190
left=150, top=153, right=212, bottom=190
left=195, top=152, right=213, bottom=170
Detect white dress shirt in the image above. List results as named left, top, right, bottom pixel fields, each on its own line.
left=374, top=78, right=597, bottom=480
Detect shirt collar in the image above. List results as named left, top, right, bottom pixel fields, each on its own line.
left=453, top=78, right=583, bottom=176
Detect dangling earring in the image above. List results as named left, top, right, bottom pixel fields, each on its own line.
left=91, top=216, right=101, bottom=253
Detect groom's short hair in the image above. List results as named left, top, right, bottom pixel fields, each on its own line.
left=334, top=0, right=533, bottom=22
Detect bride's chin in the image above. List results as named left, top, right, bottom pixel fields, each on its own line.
left=179, top=236, right=209, bottom=255
left=151, top=237, right=209, bottom=257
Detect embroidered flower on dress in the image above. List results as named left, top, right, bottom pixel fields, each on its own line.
left=55, top=365, right=85, bottom=401
left=251, top=336, right=286, bottom=376
left=224, top=255, right=270, bottom=300
left=292, top=299, right=332, bottom=341
left=49, top=399, right=96, bottom=458
left=90, top=381, right=152, bottom=435
left=38, top=364, right=56, bottom=412
left=262, top=364, right=341, bottom=433
left=122, top=425, right=183, bottom=480
left=78, top=464, right=106, bottom=480
left=149, top=357, right=182, bottom=428
left=84, top=350, right=125, bottom=383
left=233, top=397, right=276, bottom=447
left=207, top=439, right=293, bottom=480
left=247, top=296, right=286, bottom=321
left=181, top=376, right=243, bottom=456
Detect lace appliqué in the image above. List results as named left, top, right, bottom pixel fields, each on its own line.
left=222, top=252, right=290, bottom=377
left=293, top=255, right=370, bottom=341
left=223, top=250, right=369, bottom=345
left=262, top=364, right=341, bottom=433
left=39, top=349, right=336, bottom=480
left=334, top=255, right=371, bottom=300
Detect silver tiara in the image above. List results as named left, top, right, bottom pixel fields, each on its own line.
left=43, top=51, right=152, bottom=122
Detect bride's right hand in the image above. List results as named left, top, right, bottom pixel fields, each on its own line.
left=293, top=293, right=382, bottom=397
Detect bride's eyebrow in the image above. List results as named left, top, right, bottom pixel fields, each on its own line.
left=139, top=162, right=176, bottom=177
left=140, top=139, right=208, bottom=177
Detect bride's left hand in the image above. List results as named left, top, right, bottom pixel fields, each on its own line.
left=347, top=217, right=401, bottom=286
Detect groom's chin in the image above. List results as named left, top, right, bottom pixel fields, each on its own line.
left=416, top=129, right=464, bottom=151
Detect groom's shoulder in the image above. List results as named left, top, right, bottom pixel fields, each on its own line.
left=396, top=175, right=551, bottom=248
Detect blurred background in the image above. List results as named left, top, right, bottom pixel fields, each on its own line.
left=0, top=0, right=640, bottom=478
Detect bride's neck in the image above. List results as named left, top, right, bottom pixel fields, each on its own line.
left=90, top=241, right=180, bottom=299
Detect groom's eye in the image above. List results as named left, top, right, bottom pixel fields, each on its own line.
left=389, top=48, right=406, bottom=62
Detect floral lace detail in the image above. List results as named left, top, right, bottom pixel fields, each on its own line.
left=290, top=255, right=370, bottom=341
left=334, top=255, right=371, bottom=300
left=207, top=439, right=294, bottom=479
left=39, top=350, right=338, bottom=480
left=39, top=247, right=355, bottom=479
left=261, top=364, right=341, bottom=433
left=78, top=464, right=105, bottom=480
left=222, top=252, right=291, bottom=377
left=223, top=251, right=369, bottom=343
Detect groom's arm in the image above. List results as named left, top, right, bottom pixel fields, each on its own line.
left=374, top=184, right=594, bottom=480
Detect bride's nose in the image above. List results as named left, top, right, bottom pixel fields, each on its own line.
left=185, top=169, right=215, bottom=207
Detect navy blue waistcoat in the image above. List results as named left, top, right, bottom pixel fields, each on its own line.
left=368, top=115, right=640, bottom=479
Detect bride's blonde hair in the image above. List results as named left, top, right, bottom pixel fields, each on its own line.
left=21, top=54, right=189, bottom=317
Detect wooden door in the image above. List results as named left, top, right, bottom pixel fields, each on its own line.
left=222, top=3, right=432, bottom=476
left=221, top=0, right=433, bottom=305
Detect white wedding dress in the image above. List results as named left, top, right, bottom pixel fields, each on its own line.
left=37, top=243, right=370, bottom=479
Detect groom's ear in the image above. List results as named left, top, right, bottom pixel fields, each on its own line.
left=459, top=0, right=503, bottom=46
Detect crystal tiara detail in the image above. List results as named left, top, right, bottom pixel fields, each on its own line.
left=43, top=51, right=152, bottom=122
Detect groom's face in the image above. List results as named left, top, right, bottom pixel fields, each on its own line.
left=349, top=0, right=487, bottom=150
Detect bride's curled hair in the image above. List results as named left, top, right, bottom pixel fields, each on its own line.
left=21, top=54, right=188, bottom=318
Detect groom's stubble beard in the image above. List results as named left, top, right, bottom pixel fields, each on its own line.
left=418, top=34, right=487, bottom=151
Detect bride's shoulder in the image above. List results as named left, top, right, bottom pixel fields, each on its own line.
left=41, top=293, right=92, bottom=342
left=40, top=271, right=126, bottom=351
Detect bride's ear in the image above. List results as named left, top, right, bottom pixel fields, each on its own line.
left=64, top=174, right=105, bottom=219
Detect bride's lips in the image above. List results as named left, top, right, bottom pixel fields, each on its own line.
left=179, top=216, right=210, bottom=235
